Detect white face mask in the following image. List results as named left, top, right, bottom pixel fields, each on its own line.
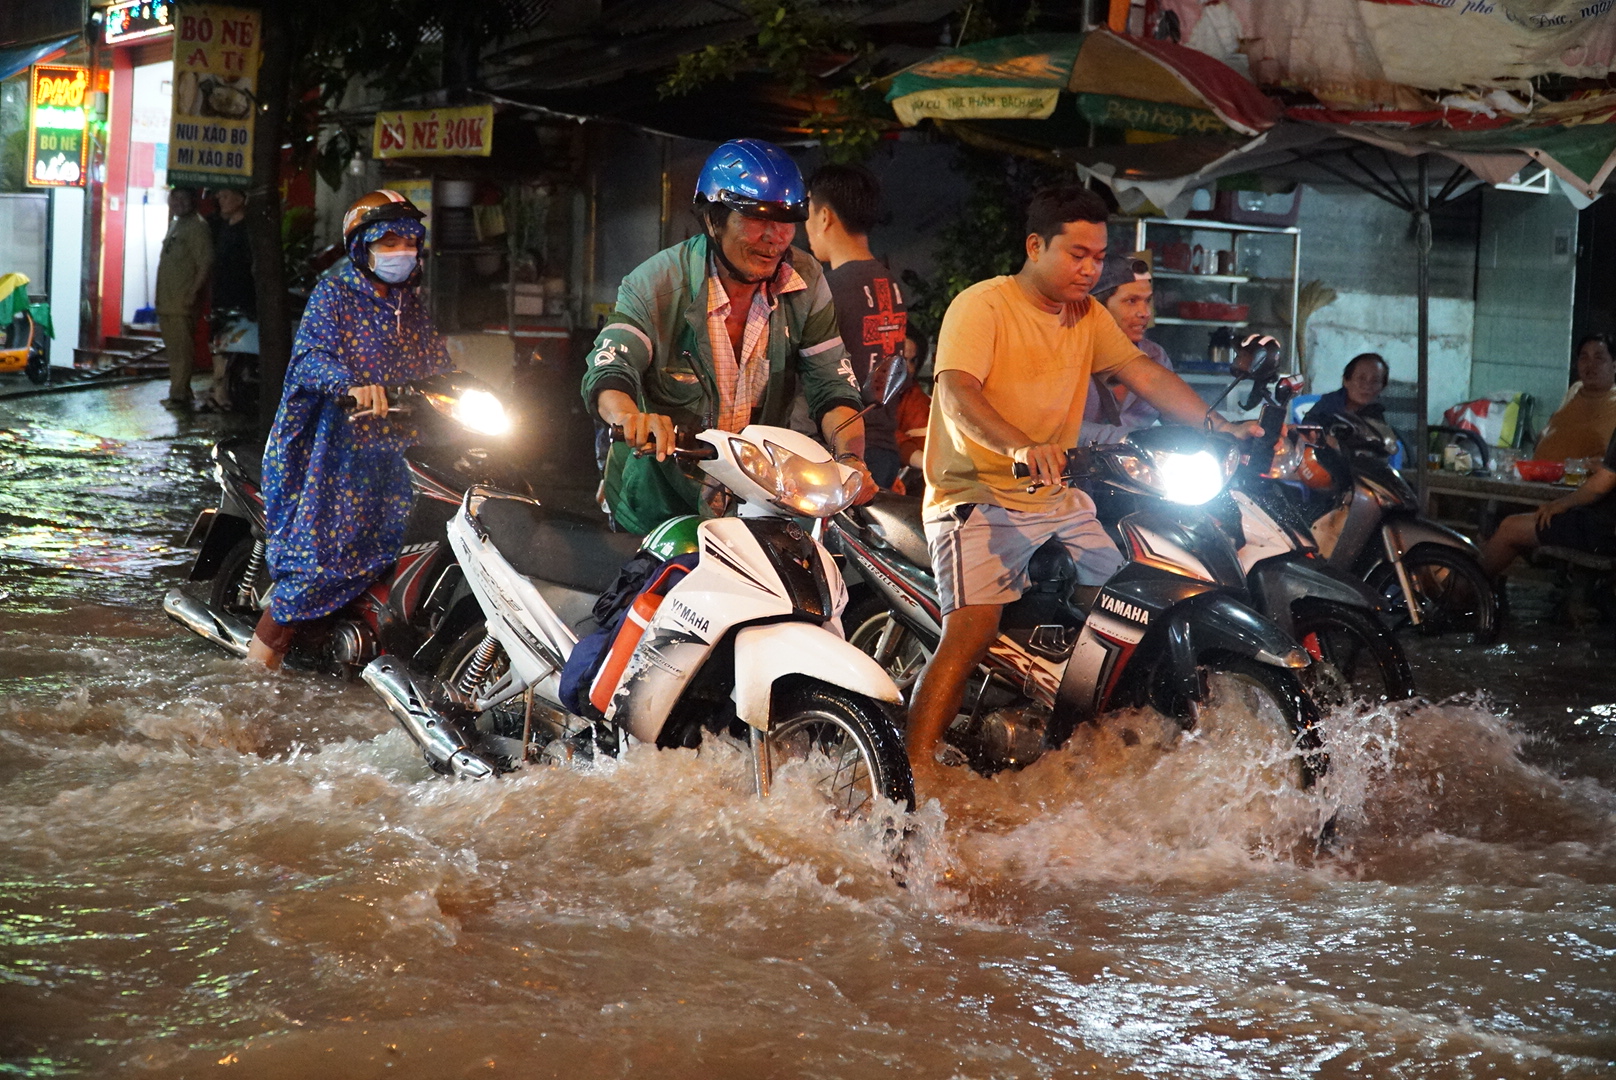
left=370, top=250, right=417, bottom=284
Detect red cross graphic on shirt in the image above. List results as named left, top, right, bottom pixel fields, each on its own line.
left=862, top=277, right=907, bottom=356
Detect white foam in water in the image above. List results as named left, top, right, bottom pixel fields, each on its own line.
left=4, top=614, right=1615, bottom=1077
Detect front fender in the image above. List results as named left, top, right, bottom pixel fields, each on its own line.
left=732, top=621, right=903, bottom=730
left=1160, top=591, right=1311, bottom=703
left=1248, top=554, right=1378, bottom=637
left=1381, top=515, right=1481, bottom=560
left=187, top=511, right=251, bottom=582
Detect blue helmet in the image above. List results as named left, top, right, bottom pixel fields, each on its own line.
left=693, top=139, right=808, bottom=223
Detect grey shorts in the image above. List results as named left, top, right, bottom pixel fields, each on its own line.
left=925, top=490, right=1125, bottom=615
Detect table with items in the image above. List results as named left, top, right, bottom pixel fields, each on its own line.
left=1422, top=470, right=1573, bottom=536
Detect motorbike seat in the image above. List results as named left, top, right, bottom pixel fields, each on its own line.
left=860, top=492, right=931, bottom=569
left=474, top=496, right=644, bottom=594
left=217, top=438, right=263, bottom=486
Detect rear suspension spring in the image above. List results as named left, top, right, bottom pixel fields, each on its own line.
left=458, top=634, right=500, bottom=694
left=237, top=541, right=266, bottom=609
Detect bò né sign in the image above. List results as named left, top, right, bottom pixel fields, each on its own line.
left=168, top=5, right=260, bottom=188
left=372, top=105, right=494, bottom=158
left=26, top=64, right=88, bottom=187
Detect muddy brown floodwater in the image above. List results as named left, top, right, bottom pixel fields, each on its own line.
left=2, top=382, right=1613, bottom=1078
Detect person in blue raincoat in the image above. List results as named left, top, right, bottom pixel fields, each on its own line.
left=245, top=190, right=450, bottom=669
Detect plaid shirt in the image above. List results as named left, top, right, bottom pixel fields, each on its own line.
left=706, top=256, right=807, bottom=433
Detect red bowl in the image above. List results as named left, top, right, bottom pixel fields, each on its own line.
left=1515, top=459, right=1566, bottom=483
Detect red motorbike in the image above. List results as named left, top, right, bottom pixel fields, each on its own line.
left=163, top=374, right=517, bottom=675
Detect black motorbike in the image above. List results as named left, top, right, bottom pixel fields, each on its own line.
left=828, top=428, right=1327, bottom=785
left=1289, top=411, right=1499, bottom=645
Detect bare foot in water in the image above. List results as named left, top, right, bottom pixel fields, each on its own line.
left=244, top=634, right=284, bottom=671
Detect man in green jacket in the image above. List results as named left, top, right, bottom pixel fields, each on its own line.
left=583, top=139, right=875, bottom=534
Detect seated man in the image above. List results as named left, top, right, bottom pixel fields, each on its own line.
left=1532, top=334, right=1616, bottom=462
left=908, top=184, right=1260, bottom=792
left=1480, top=427, right=1616, bottom=578
left=1078, top=253, right=1173, bottom=444
left=1302, top=352, right=1388, bottom=427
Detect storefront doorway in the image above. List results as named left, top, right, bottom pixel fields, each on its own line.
left=119, top=58, right=169, bottom=327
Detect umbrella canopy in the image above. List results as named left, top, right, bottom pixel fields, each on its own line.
left=885, top=31, right=1281, bottom=139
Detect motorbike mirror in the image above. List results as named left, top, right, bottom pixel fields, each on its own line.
left=861, top=351, right=911, bottom=409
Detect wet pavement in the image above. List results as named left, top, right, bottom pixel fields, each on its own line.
left=1, top=382, right=1613, bottom=1078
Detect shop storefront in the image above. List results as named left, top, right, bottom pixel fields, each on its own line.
left=0, top=35, right=88, bottom=366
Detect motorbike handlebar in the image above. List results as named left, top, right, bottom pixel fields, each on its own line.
left=607, top=424, right=720, bottom=461
left=341, top=386, right=411, bottom=419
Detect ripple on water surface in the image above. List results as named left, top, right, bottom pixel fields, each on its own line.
left=0, top=614, right=1612, bottom=1078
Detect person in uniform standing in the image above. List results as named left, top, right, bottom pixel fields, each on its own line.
left=155, top=187, right=213, bottom=409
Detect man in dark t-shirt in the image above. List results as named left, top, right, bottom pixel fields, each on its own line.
left=1481, top=426, right=1616, bottom=578
left=805, top=164, right=908, bottom=487
left=210, top=187, right=255, bottom=315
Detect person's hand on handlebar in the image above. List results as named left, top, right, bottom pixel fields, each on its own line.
left=1209, top=413, right=1266, bottom=440
left=1014, top=443, right=1069, bottom=488
left=349, top=384, right=389, bottom=418
left=835, top=453, right=880, bottom=506
left=596, top=389, right=675, bottom=461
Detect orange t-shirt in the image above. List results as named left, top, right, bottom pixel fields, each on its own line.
left=922, top=276, right=1144, bottom=519
left=1534, top=383, right=1616, bottom=462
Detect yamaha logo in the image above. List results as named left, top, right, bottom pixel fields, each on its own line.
left=1098, top=592, right=1149, bottom=625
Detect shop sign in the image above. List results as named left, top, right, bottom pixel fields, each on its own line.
left=372, top=105, right=495, bottom=158
left=167, top=5, right=260, bottom=188
left=105, top=0, right=176, bottom=44
left=26, top=65, right=89, bottom=188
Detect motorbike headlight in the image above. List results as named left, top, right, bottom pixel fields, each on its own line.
left=450, top=388, right=511, bottom=437
left=773, top=448, right=861, bottom=517
left=733, top=439, right=859, bottom=518
left=732, top=438, right=779, bottom=493
left=1151, top=449, right=1231, bottom=505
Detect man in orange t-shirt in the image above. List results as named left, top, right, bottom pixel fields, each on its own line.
left=909, top=184, right=1262, bottom=792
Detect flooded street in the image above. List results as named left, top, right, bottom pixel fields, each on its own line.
left=2, top=383, right=1614, bottom=1078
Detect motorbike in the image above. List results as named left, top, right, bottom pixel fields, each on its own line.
left=208, top=307, right=259, bottom=413
left=360, top=423, right=916, bottom=812
left=1182, top=356, right=1415, bottom=707
left=163, top=372, right=518, bottom=675
left=1285, top=409, right=1499, bottom=645
left=828, top=425, right=1328, bottom=785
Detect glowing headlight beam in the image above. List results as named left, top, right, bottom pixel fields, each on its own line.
left=1155, top=450, right=1225, bottom=505
left=451, top=389, right=511, bottom=437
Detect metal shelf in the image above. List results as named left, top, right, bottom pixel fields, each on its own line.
left=1127, top=216, right=1300, bottom=236
left=1154, top=270, right=1249, bottom=284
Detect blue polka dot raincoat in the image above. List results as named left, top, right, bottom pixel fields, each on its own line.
left=262, top=248, right=449, bottom=624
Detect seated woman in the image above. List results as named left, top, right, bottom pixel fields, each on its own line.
left=1302, top=352, right=1388, bottom=426
left=1078, top=253, right=1173, bottom=444
left=1480, top=427, right=1616, bottom=579
left=1530, top=334, right=1616, bottom=462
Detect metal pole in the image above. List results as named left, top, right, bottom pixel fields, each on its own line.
left=1415, top=155, right=1431, bottom=513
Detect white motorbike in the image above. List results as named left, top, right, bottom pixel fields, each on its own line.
left=362, top=424, right=915, bottom=815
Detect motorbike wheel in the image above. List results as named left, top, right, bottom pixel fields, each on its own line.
left=844, top=594, right=929, bottom=695
left=768, top=678, right=915, bottom=816
left=1370, top=545, right=1499, bottom=645
left=1292, top=598, right=1415, bottom=708
left=209, top=537, right=267, bottom=619
left=1164, top=655, right=1326, bottom=789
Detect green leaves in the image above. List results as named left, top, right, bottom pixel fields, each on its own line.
left=659, top=0, right=883, bottom=164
